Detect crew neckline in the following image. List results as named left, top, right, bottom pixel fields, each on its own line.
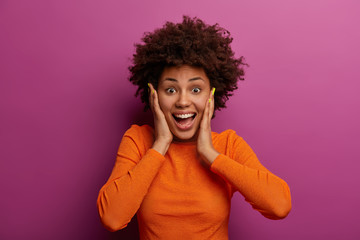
left=170, top=140, right=197, bottom=146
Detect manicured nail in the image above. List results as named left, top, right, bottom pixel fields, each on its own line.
left=212, top=88, right=216, bottom=96
left=209, top=98, right=211, bottom=103
left=148, top=83, right=154, bottom=94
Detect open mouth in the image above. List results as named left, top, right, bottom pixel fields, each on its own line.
left=172, top=113, right=196, bottom=130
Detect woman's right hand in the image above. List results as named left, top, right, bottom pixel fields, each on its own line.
left=148, top=83, right=173, bottom=155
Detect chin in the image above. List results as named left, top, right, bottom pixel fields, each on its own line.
left=172, top=129, right=198, bottom=142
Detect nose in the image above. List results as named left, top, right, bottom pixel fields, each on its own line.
left=175, top=91, right=191, bottom=108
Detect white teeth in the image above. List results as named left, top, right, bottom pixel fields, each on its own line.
left=174, top=113, right=195, bottom=119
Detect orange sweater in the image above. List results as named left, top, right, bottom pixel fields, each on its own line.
left=97, top=125, right=291, bottom=239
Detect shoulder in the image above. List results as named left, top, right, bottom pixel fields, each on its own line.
left=212, top=129, right=258, bottom=164
left=124, top=124, right=153, bottom=136
left=123, top=124, right=154, bottom=148
left=212, top=129, right=250, bottom=155
left=212, top=129, right=244, bottom=143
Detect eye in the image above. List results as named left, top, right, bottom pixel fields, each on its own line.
left=166, top=88, right=176, bottom=94
left=192, top=87, right=201, bottom=93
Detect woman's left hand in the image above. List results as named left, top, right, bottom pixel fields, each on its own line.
left=197, top=88, right=220, bottom=165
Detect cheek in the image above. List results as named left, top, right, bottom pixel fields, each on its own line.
left=194, top=96, right=208, bottom=114
left=157, top=95, right=172, bottom=113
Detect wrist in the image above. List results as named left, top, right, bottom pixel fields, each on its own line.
left=199, top=147, right=220, bottom=165
left=152, top=139, right=171, bottom=156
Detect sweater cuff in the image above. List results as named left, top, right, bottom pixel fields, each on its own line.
left=210, top=153, right=233, bottom=177
left=147, top=148, right=166, bottom=163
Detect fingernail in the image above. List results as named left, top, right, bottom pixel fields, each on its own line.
left=148, top=83, right=154, bottom=94
left=209, top=98, right=211, bottom=103
left=212, top=88, right=216, bottom=96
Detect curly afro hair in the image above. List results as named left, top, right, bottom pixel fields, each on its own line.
left=129, top=16, right=247, bottom=112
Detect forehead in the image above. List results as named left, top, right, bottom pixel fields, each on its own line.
left=159, top=65, right=210, bottom=85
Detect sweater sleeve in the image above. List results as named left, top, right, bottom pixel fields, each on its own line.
left=96, top=126, right=165, bottom=232
left=210, top=131, right=291, bottom=220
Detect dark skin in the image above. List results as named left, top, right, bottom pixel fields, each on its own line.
left=148, top=65, right=219, bottom=165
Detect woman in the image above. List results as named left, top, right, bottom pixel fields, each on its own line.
left=97, top=16, right=291, bottom=239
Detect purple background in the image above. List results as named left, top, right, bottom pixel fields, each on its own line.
left=1, top=0, right=359, bottom=239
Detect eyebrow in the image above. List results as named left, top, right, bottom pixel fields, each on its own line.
left=164, top=77, right=204, bottom=82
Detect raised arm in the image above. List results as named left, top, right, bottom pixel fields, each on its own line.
left=196, top=91, right=291, bottom=219
left=97, top=84, right=173, bottom=232
left=210, top=132, right=292, bottom=220
left=96, top=127, right=165, bottom=232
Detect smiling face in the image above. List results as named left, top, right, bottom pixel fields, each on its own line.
left=157, top=65, right=211, bottom=142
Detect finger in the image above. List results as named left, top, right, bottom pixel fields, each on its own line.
left=148, top=83, right=155, bottom=95
left=201, top=94, right=210, bottom=129
left=148, top=83, right=155, bottom=112
left=209, top=88, right=215, bottom=120
left=153, top=88, right=161, bottom=114
left=149, top=83, right=164, bottom=120
left=151, top=85, right=159, bottom=110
